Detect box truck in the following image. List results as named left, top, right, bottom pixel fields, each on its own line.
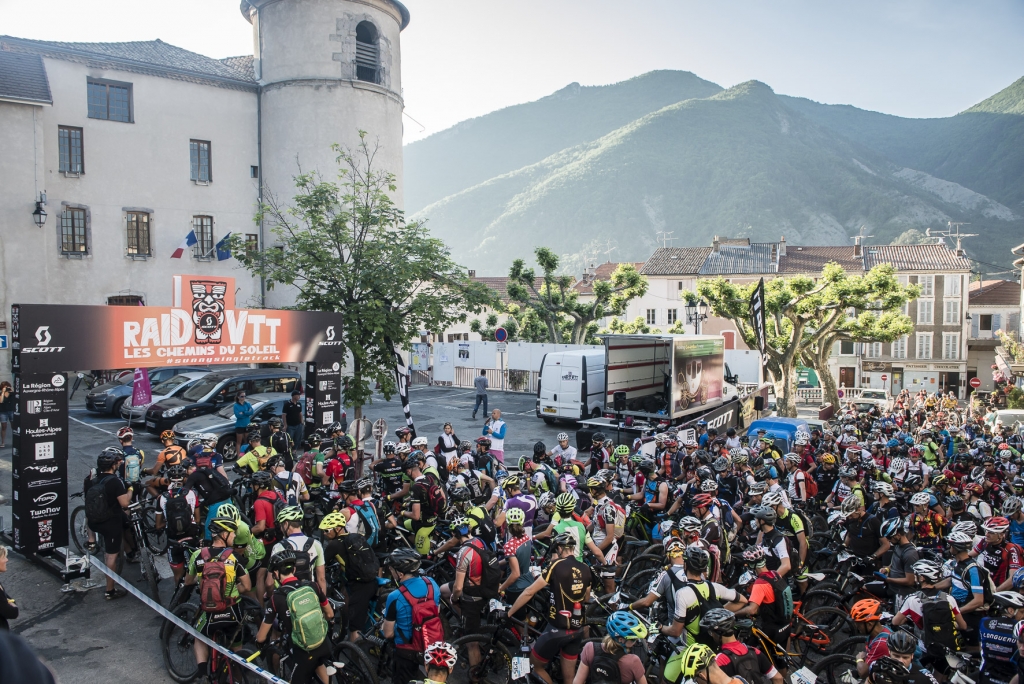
left=535, top=349, right=606, bottom=423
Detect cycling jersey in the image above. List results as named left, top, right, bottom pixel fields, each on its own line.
left=373, top=457, right=406, bottom=497
left=551, top=515, right=592, bottom=563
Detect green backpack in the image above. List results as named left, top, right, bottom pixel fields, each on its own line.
left=285, top=583, right=328, bottom=651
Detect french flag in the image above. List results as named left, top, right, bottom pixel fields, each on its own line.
left=170, top=230, right=198, bottom=259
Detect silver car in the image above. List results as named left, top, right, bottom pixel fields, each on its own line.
left=171, top=393, right=302, bottom=461
left=120, top=371, right=209, bottom=424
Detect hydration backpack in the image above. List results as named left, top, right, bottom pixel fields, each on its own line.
left=283, top=582, right=328, bottom=651
left=286, top=537, right=316, bottom=582
left=462, top=540, right=502, bottom=600
left=723, top=645, right=770, bottom=684
left=198, top=548, right=236, bottom=613
left=165, top=489, right=195, bottom=538
left=123, top=450, right=142, bottom=483
left=424, top=477, right=447, bottom=519
left=540, top=464, right=560, bottom=495
left=587, top=648, right=622, bottom=684
left=920, top=591, right=961, bottom=653
left=396, top=582, right=444, bottom=653
left=85, top=474, right=115, bottom=524
left=274, top=471, right=301, bottom=506
left=338, top=533, right=380, bottom=584
left=798, top=471, right=818, bottom=498
left=353, top=501, right=382, bottom=548
left=466, top=509, right=497, bottom=546
left=684, top=579, right=725, bottom=644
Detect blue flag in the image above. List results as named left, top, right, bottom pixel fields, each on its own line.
left=215, top=233, right=232, bottom=261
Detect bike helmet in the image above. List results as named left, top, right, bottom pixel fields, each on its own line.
left=319, top=510, right=348, bottom=530
left=994, top=591, right=1024, bottom=611
left=692, top=493, right=715, bottom=509
left=930, top=473, right=948, bottom=489
left=539, top=492, right=556, bottom=508
left=555, top=493, right=576, bottom=514
left=1004, top=497, right=1024, bottom=517
left=909, top=492, right=931, bottom=506
left=251, top=470, right=273, bottom=488
left=587, top=477, right=606, bottom=490
left=747, top=482, right=768, bottom=496
left=502, top=475, right=522, bottom=490
left=819, top=454, right=836, bottom=466
left=889, top=457, right=906, bottom=471
left=946, top=494, right=965, bottom=511
left=886, top=630, right=918, bottom=655
left=663, top=438, right=679, bottom=449
left=389, top=547, right=422, bottom=574
left=700, top=607, right=737, bottom=636
left=684, top=544, right=711, bottom=573
left=903, top=474, right=923, bottom=490
left=700, top=479, right=718, bottom=493
left=269, top=549, right=297, bottom=573
left=551, top=532, right=577, bottom=550
left=449, top=515, right=472, bottom=536
left=158, top=429, right=175, bottom=441
left=592, top=432, right=606, bottom=444
left=395, top=443, right=412, bottom=456
left=424, top=642, right=458, bottom=670
left=402, top=454, right=424, bottom=471
left=911, top=559, right=945, bottom=584
left=879, top=518, right=902, bottom=539
left=841, top=495, right=863, bottom=515
left=449, top=485, right=472, bottom=503
left=614, top=444, right=631, bottom=457
left=217, top=503, right=240, bottom=521
left=266, top=455, right=284, bottom=470
left=412, top=436, right=428, bottom=449
left=985, top=517, right=1011, bottom=534
left=696, top=466, right=714, bottom=482
left=869, top=657, right=911, bottom=684
left=838, top=466, right=858, bottom=479
left=741, top=546, right=767, bottom=564
left=733, top=452, right=749, bottom=466
left=952, top=520, right=978, bottom=538
left=783, top=452, right=801, bottom=464
left=382, top=441, right=397, bottom=456
left=166, top=464, right=188, bottom=481
left=637, top=458, right=657, bottom=475
left=552, top=432, right=568, bottom=443
left=97, top=447, right=123, bottom=470
left=872, top=482, right=895, bottom=498
left=606, top=611, right=649, bottom=641
left=505, top=507, right=526, bottom=526
left=681, top=643, right=716, bottom=678
left=665, top=538, right=687, bottom=559
left=851, top=598, right=883, bottom=623
left=209, top=515, right=239, bottom=535
left=276, top=505, right=304, bottom=523
left=475, top=436, right=491, bottom=448
left=678, top=516, right=702, bottom=533
left=116, top=426, right=134, bottom=440
left=761, top=491, right=785, bottom=507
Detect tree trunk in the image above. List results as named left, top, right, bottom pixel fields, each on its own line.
left=814, top=349, right=840, bottom=411
left=772, top=359, right=799, bottom=418
left=353, top=404, right=364, bottom=477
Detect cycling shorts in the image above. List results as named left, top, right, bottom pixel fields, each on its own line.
left=532, top=626, right=585, bottom=663
left=196, top=604, right=243, bottom=640
left=402, top=518, right=435, bottom=555
left=89, top=514, right=128, bottom=555
left=168, top=537, right=197, bottom=568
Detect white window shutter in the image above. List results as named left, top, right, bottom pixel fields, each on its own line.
left=971, top=315, right=979, bottom=338
left=993, top=313, right=1002, bottom=332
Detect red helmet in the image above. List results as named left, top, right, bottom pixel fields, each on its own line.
left=963, top=483, right=983, bottom=496
left=424, top=642, right=458, bottom=669
left=663, top=439, right=678, bottom=448
left=691, top=493, right=714, bottom=509
left=116, top=427, right=134, bottom=440
left=985, top=517, right=1010, bottom=534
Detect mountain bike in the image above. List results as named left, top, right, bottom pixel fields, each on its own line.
left=127, top=500, right=164, bottom=600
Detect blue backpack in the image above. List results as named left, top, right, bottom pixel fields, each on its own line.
left=353, top=501, right=382, bottom=548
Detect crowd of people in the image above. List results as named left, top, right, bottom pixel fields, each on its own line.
left=65, top=386, right=1024, bottom=684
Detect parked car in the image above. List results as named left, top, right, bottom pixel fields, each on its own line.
left=171, top=393, right=303, bottom=461
left=85, top=366, right=210, bottom=415
left=995, top=409, right=1024, bottom=431
left=851, top=389, right=891, bottom=412
left=144, top=368, right=302, bottom=434
left=120, top=371, right=209, bottom=424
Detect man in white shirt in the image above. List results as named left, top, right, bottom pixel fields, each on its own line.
left=483, top=409, right=506, bottom=464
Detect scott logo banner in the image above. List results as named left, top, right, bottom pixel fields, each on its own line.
left=14, top=302, right=344, bottom=373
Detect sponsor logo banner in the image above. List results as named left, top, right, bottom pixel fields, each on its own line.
left=305, top=362, right=341, bottom=429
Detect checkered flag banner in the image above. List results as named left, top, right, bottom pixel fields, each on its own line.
left=386, top=337, right=416, bottom=439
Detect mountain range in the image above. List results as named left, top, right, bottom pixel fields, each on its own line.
left=404, top=70, right=1024, bottom=276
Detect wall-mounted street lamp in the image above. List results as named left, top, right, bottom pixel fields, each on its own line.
left=32, top=192, right=46, bottom=227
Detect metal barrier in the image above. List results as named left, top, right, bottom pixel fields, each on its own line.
left=795, top=386, right=870, bottom=405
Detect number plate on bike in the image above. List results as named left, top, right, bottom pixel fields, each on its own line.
left=792, top=666, right=818, bottom=684
left=489, top=599, right=505, bottom=613
left=512, top=657, right=531, bottom=680
left=836, top=550, right=852, bottom=562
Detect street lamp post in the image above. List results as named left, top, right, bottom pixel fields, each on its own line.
left=685, top=300, right=709, bottom=334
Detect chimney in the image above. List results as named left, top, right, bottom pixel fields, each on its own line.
left=770, top=243, right=777, bottom=261
left=853, top=236, right=863, bottom=258
left=468, top=270, right=476, bottom=278
left=779, top=235, right=786, bottom=257
left=712, top=235, right=720, bottom=253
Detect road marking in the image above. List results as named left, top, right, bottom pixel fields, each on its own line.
left=88, top=420, right=130, bottom=425
left=70, top=416, right=115, bottom=435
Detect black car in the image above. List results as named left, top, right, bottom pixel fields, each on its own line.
left=144, top=368, right=302, bottom=433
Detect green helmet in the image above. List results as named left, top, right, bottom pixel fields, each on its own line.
left=614, top=444, right=630, bottom=456
left=276, top=505, right=303, bottom=523
left=217, top=503, right=240, bottom=522
left=555, top=492, right=576, bottom=514
left=505, top=507, right=526, bottom=526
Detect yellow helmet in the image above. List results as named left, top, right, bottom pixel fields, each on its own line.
left=319, top=510, right=348, bottom=530
left=821, top=454, right=837, bottom=466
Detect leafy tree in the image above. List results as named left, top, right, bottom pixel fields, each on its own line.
left=601, top=316, right=661, bottom=335
left=469, top=305, right=549, bottom=343
left=230, top=132, right=491, bottom=425
left=695, top=263, right=918, bottom=416
left=507, top=247, right=648, bottom=344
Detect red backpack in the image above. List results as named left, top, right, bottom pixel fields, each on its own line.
left=198, top=548, right=235, bottom=613
left=423, top=477, right=447, bottom=519
left=396, top=582, right=444, bottom=653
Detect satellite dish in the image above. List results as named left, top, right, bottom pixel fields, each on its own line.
left=925, top=227, right=931, bottom=237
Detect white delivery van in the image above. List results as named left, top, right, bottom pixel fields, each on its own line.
left=536, top=349, right=606, bottom=424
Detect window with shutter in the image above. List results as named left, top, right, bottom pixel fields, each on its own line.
left=971, top=315, right=980, bottom=338
left=944, top=300, right=959, bottom=324
left=355, top=21, right=381, bottom=84
left=917, top=300, right=933, bottom=325
left=943, top=333, right=959, bottom=360
left=993, top=313, right=1002, bottom=332
left=916, top=333, right=932, bottom=359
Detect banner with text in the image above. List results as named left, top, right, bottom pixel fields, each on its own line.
left=12, top=300, right=344, bottom=373
left=305, top=362, right=342, bottom=432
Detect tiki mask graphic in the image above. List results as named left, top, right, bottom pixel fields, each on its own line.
left=191, top=280, right=227, bottom=344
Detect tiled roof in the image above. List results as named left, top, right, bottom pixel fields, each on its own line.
left=640, top=248, right=713, bottom=276
left=968, top=279, right=1021, bottom=307
left=574, top=262, right=644, bottom=294
left=0, top=51, right=51, bottom=104
left=778, top=246, right=865, bottom=274
left=699, top=244, right=777, bottom=275
left=219, top=55, right=255, bottom=82
left=0, top=36, right=256, bottom=90
left=472, top=276, right=549, bottom=303
left=863, top=244, right=972, bottom=272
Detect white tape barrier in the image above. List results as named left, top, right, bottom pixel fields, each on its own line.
left=88, top=556, right=287, bottom=683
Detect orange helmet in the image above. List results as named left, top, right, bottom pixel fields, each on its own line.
left=161, top=430, right=175, bottom=441
left=850, top=599, right=882, bottom=623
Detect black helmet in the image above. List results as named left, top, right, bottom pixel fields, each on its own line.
left=337, top=435, right=354, bottom=450
left=592, top=432, right=606, bottom=443
left=268, top=417, right=283, bottom=428
left=166, top=465, right=187, bottom=480
left=97, top=447, right=123, bottom=470
left=684, top=545, right=710, bottom=573
left=751, top=505, right=777, bottom=525
left=389, top=547, right=421, bottom=574
left=699, top=607, right=737, bottom=636
left=885, top=630, right=917, bottom=655
left=338, top=480, right=359, bottom=494
left=533, top=441, right=547, bottom=456
left=266, top=455, right=284, bottom=470
left=251, top=470, right=273, bottom=488
left=403, top=454, right=423, bottom=471
left=551, top=532, right=578, bottom=550
left=869, top=657, right=911, bottom=684
left=449, top=486, right=472, bottom=503
left=269, top=549, right=297, bottom=573
left=329, top=422, right=344, bottom=434
left=712, top=457, right=730, bottom=473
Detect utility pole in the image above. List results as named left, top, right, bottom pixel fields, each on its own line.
left=657, top=231, right=676, bottom=249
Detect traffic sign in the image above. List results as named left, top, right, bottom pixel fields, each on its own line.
left=494, top=327, right=508, bottom=343
left=881, top=374, right=887, bottom=382
left=970, top=377, right=982, bottom=389
left=837, top=389, right=845, bottom=398
left=372, top=418, right=388, bottom=439
left=496, top=343, right=507, bottom=353
left=0, top=335, right=6, bottom=350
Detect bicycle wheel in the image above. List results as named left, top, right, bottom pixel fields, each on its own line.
left=162, top=602, right=199, bottom=682
left=621, top=567, right=661, bottom=601
left=798, top=589, right=844, bottom=613
left=141, top=546, right=161, bottom=602
left=228, top=647, right=266, bottom=684
left=829, top=635, right=868, bottom=656
left=70, top=505, right=92, bottom=556
left=334, top=641, right=379, bottom=684
left=811, top=653, right=859, bottom=684
left=793, top=606, right=855, bottom=659
left=449, top=633, right=512, bottom=684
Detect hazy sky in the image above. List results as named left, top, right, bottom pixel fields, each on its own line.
left=2, top=0, right=1022, bottom=143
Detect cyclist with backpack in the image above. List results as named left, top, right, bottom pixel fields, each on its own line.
left=418, top=642, right=459, bottom=684
left=268, top=455, right=310, bottom=506
left=144, top=430, right=187, bottom=497
left=443, top=515, right=500, bottom=673
left=978, top=517, right=1024, bottom=590
left=979, top=593, right=1024, bottom=684
left=701, top=608, right=781, bottom=684
left=184, top=515, right=252, bottom=682
left=947, top=530, right=993, bottom=645
left=383, top=548, right=443, bottom=684
left=255, top=549, right=334, bottom=684
left=85, top=448, right=133, bottom=600
left=235, top=431, right=277, bottom=473
left=116, top=427, right=145, bottom=498
left=734, top=546, right=794, bottom=655
left=399, top=454, right=444, bottom=555
left=319, top=511, right=379, bottom=644
left=659, top=545, right=745, bottom=647
left=891, top=559, right=968, bottom=671
left=573, top=610, right=648, bottom=684
left=267, top=417, right=294, bottom=470
left=849, top=599, right=892, bottom=676
left=672, top=643, right=746, bottom=684
left=181, top=453, right=235, bottom=541
left=155, top=464, right=199, bottom=584
left=272, top=506, right=327, bottom=594
left=534, top=493, right=605, bottom=564
left=496, top=476, right=539, bottom=538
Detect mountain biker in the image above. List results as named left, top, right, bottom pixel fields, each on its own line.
left=383, top=548, right=441, bottom=684
left=496, top=477, right=538, bottom=538
left=850, top=599, right=892, bottom=677
left=876, top=518, right=920, bottom=607
left=419, top=642, right=458, bottom=684
left=271, top=506, right=327, bottom=594
left=701, top=608, right=782, bottom=684
left=181, top=453, right=235, bottom=541
left=660, top=545, right=746, bottom=648
left=588, top=475, right=625, bottom=594
left=750, top=506, right=791, bottom=578
left=673, top=642, right=744, bottom=684
left=144, top=430, right=187, bottom=497
left=372, top=442, right=409, bottom=509
left=891, top=559, right=968, bottom=670
left=269, top=455, right=310, bottom=505
left=504, top=533, right=592, bottom=684
left=734, top=547, right=793, bottom=653
left=267, top=417, right=294, bottom=470
left=977, top=517, right=1024, bottom=590
left=442, top=516, right=491, bottom=673
left=86, top=448, right=133, bottom=600
left=534, top=493, right=605, bottom=565
left=116, top=427, right=145, bottom=497
left=185, top=515, right=252, bottom=682
left=763, top=491, right=807, bottom=581
left=155, top=464, right=199, bottom=584
left=255, top=549, right=334, bottom=684
left=498, top=507, right=533, bottom=614
left=319, top=510, right=378, bottom=644
left=398, top=453, right=441, bottom=555
left=908, top=492, right=945, bottom=550
left=236, top=431, right=277, bottom=473
left=843, top=494, right=889, bottom=562
left=573, top=611, right=649, bottom=684
left=946, top=530, right=992, bottom=645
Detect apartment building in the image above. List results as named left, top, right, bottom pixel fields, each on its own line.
left=966, top=280, right=1021, bottom=391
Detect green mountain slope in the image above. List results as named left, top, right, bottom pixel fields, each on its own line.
left=413, top=81, right=1021, bottom=274
left=402, top=70, right=723, bottom=213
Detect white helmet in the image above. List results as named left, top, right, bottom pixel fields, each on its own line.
left=910, top=492, right=931, bottom=506
left=412, top=436, right=429, bottom=448
left=762, top=491, right=785, bottom=507
left=556, top=432, right=569, bottom=442
left=872, top=482, right=895, bottom=498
